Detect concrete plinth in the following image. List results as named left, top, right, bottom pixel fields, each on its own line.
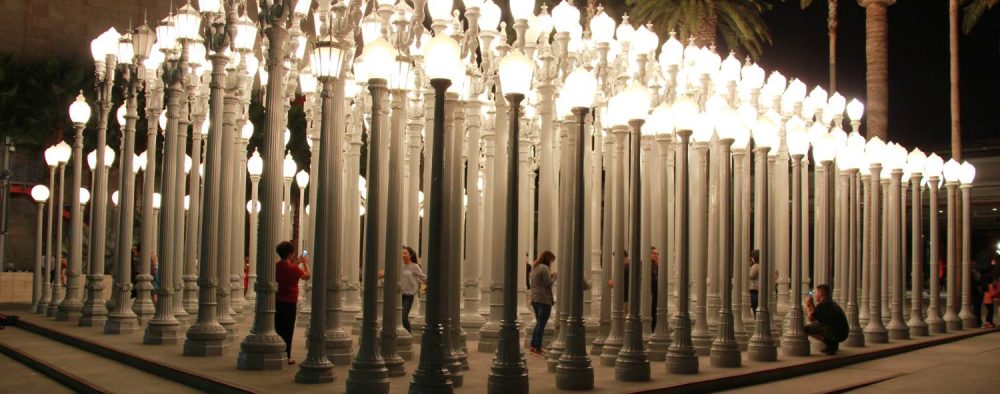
left=183, top=324, right=228, bottom=356
left=143, top=321, right=184, bottom=345
left=237, top=336, right=286, bottom=370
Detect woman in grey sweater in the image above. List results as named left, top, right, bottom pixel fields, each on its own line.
left=529, top=251, right=557, bottom=355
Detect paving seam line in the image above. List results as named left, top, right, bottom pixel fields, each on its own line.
left=821, top=372, right=904, bottom=394
left=13, top=318, right=260, bottom=394
left=0, top=339, right=109, bottom=394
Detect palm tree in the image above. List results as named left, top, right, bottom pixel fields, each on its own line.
left=625, top=0, right=774, bottom=59
left=861, top=0, right=891, bottom=141
left=951, top=0, right=997, bottom=160
left=800, top=0, right=839, bottom=92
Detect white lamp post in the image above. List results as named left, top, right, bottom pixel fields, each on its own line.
left=906, top=148, right=929, bottom=336
left=710, top=108, right=743, bottom=367
left=782, top=122, right=811, bottom=355
left=863, top=137, right=889, bottom=343
left=942, top=158, right=962, bottom=331
left=885, top=143, right=909, bottom=340
left=958, top=161, right=977, bottom=329
left=39, top=146, right=58, bottom=315
left=747, top=115, right=778, bottom=362
left=31, top=185, right=50, bottom=311
left=246, top=150, right=262, bottom=310
left=57, top=94, right=91, bottom=319
left=647, top=103, right=675, bottom=361
left=924, top=153, right=946, bottom=333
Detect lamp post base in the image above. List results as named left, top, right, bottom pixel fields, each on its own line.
left=647, top=335, right=671, bottom=361
left=346, top=364, right=389, bottom=394
left=55, top=301, right=83, bottom=322
left=614, top=357, right=650, bottom=382
left=781, top=335, right=810, bottom=356
left=691, top=331, right=713, bottom=356
left=927, top=319, right=946, bottom=334
left=237, top=335, right=287, bottom=370
left=294, top=360, right=336, bottom=384
left=709, top=343, right=741, bottom=368
left=477, top=321, right=500, bottom=353
left=143, top=320, right=184, bottom=345
left=598, top=338, right=623, bottom=366
left=325, top=330, right=354, bottom=365
left=555, top=360, right=594, bottom=390
left=665, top=350, right=698, bottom=374
left=887, top=324, right=910, bottom=340
left=747, top=339, right=777, bottom=362
left=103, top=312, right=140, bottom=334
left=487, top=366, right=528, bottom=394
left=845, top=330, right=866, bottom=347
left=183, top=324, right=228, bottom=356
left=908, top=319, right=929, bottom=337
left=864, top=326, right=889, bottom=344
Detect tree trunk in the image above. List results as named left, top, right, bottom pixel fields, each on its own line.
left=829, top=0, right=839, bottom=93
left=695, top=11, right=718, bottom=47
left=863, top=0, right=891, bottom=141
left=950, top=0, right=961, bottom=161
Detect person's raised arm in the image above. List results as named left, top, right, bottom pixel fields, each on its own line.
left=298, top=256, right=311, bottom=280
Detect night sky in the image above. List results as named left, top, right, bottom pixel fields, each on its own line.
left=758, top=0, right=1000, bottom=157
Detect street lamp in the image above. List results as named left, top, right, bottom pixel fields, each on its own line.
left=282, top=153, right=297, bottom=242
left=58, top=94, right=91, bottom=319
left=554, top=67, right=596, bottom=390
left=39, top=146, right=59, bottom=315
left=747, top=115, right=778, bottom=362
left=346, top=35, right=394, bottom=394
left=710, top=108, right=744, bottom=366
left=245, top=149, right=262, bottom=312
left=958, top=161, right=976, bottom=329
left=885, top=143, right=909, bottom=340
left=923, top=153, right=946, bottom=333
left=863, top=137, right=889, bottom=343
left=906, top=148, right=929, bottom=337
left=411, top=32, right=462, bottom=393
left=31, top=185, right=50, bottom=312
left=783, top=123, right=811, bottom=355
left=942, top=158, right=962, bottom=331
left=646, top=102, right=675, bottom=361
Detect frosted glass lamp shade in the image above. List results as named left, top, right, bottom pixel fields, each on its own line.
left=31, top=185, right=50, bottom=202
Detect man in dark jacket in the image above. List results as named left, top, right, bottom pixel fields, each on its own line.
left=805, top=284, right=848, bottom=355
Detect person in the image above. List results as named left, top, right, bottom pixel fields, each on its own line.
left=243, top=257, right=250, bottom=295
left=983, top=277, right=997, bottom=328
left=400, top=246, right=426, bottom=333
left=529, top=250, right=557, bottom=355
left=805, top=284, right=849, bottom=355
left=274, top=240, right=310, bottom=365
left=749, top=249, right=760, bottom=316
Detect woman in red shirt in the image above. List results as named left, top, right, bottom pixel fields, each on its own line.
left=274, top=241, right=310, bottom=365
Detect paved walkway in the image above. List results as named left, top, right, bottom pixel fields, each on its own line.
left=1, top=303, right=997, bottom=393
left=720, top=330, right=1000, bottom=394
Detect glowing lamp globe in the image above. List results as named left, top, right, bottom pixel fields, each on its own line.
left=659, top=33, right=683, bottom=66
left=282, top=153, right=297, bottom=179
left=117, top=34, right=134, bottom=64
left=620, top=82, right=651, bottom=121
left=959, top=161, right=976, bottom=185
left=942, top=159, right=961, bottom=183
left=55, top=142, right=72, bottom=164
left=69, top=94, right=92, bottom=124
left=31, top=185, right=50, bottom=202
left=646, top=103, right=674, bottom=136
left=907, top=148, right=927, bottom=175
left=510, top=0, right=535, bottom=21
left=294, top=0, right=312, bottom=15
left=234, top=15, right=258, bottom=51
left=846, top=99, right=864, bottom=122
left=116, top=105, right=127, bottom=126
left=247, top=200, right=261, bottom=214
left=672, top=96, right=699, bottom=132
left=296, top=170, right=310, bottom=188
left=615, top=21, right=634, bottom=43
left=590, top=10, right=615, bottom=43
left=241, top=122, right=254, bottom=140
left=247, top=150, right=263, bottom=177
left=924, top=153, right=944, bottom=178
left=198, top=0, right=222, bottom=14
left=561, top=68, right=597, bottom=109
left=45, top=146, right=60, bottom=167
left=361, top=37, right=397, bottom=81
left=428, top=0, right=453, bottom=21
left=90, top=28, right=121, bottom=62
left=479, top=0, right=502, bottom=31
left=311, top=39, right=344, bottom=78
left=812, top=133, right=836, bottom=163
left=751, top=117, right=778, bottom=149
left=112, top=190, right=119, bottom=206
left=423, top=34, right=461, bottom=81
left=80, top=188, right=91, bottom=205
left=498, top=49, right=535, bottom=96
left=865, top=137, right=886, bottom=166
left=151, top=192, right=161, bottom=209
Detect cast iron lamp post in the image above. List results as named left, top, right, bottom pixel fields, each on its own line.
left=958, top=161, right=976, bottom=329
left=31, top=185, right=50, bottom=311
left=58, top=95, right=92, bottom=319
left=666, top=96, right=699, bottom=374
left=863, top=137, right=889, bottom=343
left=923, top=153, right=945, bottom=333
left=942, top=158, right=962, bottom=331
left=38, top=147, right=58, bottom=314
left=906, top=148, right=929, bottom=337
left=747, top=115, right=778, bottom=362
left=782, top=125, right=811, bottom=355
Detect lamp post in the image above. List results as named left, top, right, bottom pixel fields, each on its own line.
left=666, top=96, right=699, bottom=374
left=863, top=137, right=889, bottom=342
left=924, top=154, right=945, bottom=333
left=134, top=71, right=164, bottom=324
left=709, top=108, right=743, bottom=366
left=647, top=102, right=675, bottom=361
left=907, top=149, right=929, bottom=336
left=886, top=144, right=909, bottom=340
left=600, top=100, right=628, bottom=367
left=295, top=169, right=310, bottom=326
left=411, top=32, right=462, bottom=394
left=78, top=27, right=121, bottom=327
left=747, top=115, right=778, bottom=362
left=958, top=161, right=976, bottom=329
left=615, top=82, right=651, bottom=382
left=689, top=117, right=712, bottom=356
left=782, top=125, right=810, bottom=355
left=843, top=145, right=865, bottom=347
left=38, top=147, right=58, bottom=314
left=55, top=95, right=91, bottom=320
left=942, top=158, right=961, bottom=331
left=238, top=0, right=295, bottom=370
left=346, top=36, right=393, bottom=394
left=31, top=185, right=50, bottom=311
left=282, top=154, right=296, bottom=242
left=246, top=150, right=262, bottom=309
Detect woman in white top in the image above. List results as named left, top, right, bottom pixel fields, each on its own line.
left=400, top=246, right=426, bottom=332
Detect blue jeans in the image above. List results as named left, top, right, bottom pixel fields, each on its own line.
left=531, top=302, right=552, bottom=350
left=402, top=294, right=415, bottom=332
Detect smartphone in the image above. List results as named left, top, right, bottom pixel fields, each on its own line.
left=808, top=290, right=814, bottom=297
left=302, top=249, right=309, bottom=257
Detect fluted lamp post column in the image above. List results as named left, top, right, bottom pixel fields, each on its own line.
left=885, top=144, right=909, bottom=340
left=57, top=98, right=90, bottom=319
left=38, top=147, right=58, bottom=315
left=906, top=149, right=929, bottom=336
left=646, top=102, right=676, bottom=360
left=782, top=126, right=811, bottom=356
left=294, top=33, right=344, bottom=385
left=106, top=23, right=155, bottom=334
left=80, top=27, right=121, bottom=327
left=31, top=186, right=50, bottom=311
left=615, top=82, right=652, bottom=382
left=666, top=96, right=700, bottom=374
left=238, top=0, right=294, bottom=369
left=863, top=137, right=889, bottom=343
left=346, top=36, right=395, bottom=394
left=747, top=115, right=778, bottom=362
left=842, top=143, right=865, bottom=347
left=958, top=161, right=977, bottom=329
left=410, top=33, right=462, bottom=394
left=942, top=159, right=962, bottom=331
left=484, top=47, right=533, bottom=394
left=247, top=151, right=262, bottom=308
left=553, top=68, right=597, bottom=390
left=923, top=154, right=945, bottom=333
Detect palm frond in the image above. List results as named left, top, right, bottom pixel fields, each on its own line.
left=962, top=0, right=999, bottom=34
left=627, top=0, right=776, bottom=60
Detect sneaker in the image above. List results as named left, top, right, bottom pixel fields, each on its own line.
left=821, top=342, right=838, bottom=355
